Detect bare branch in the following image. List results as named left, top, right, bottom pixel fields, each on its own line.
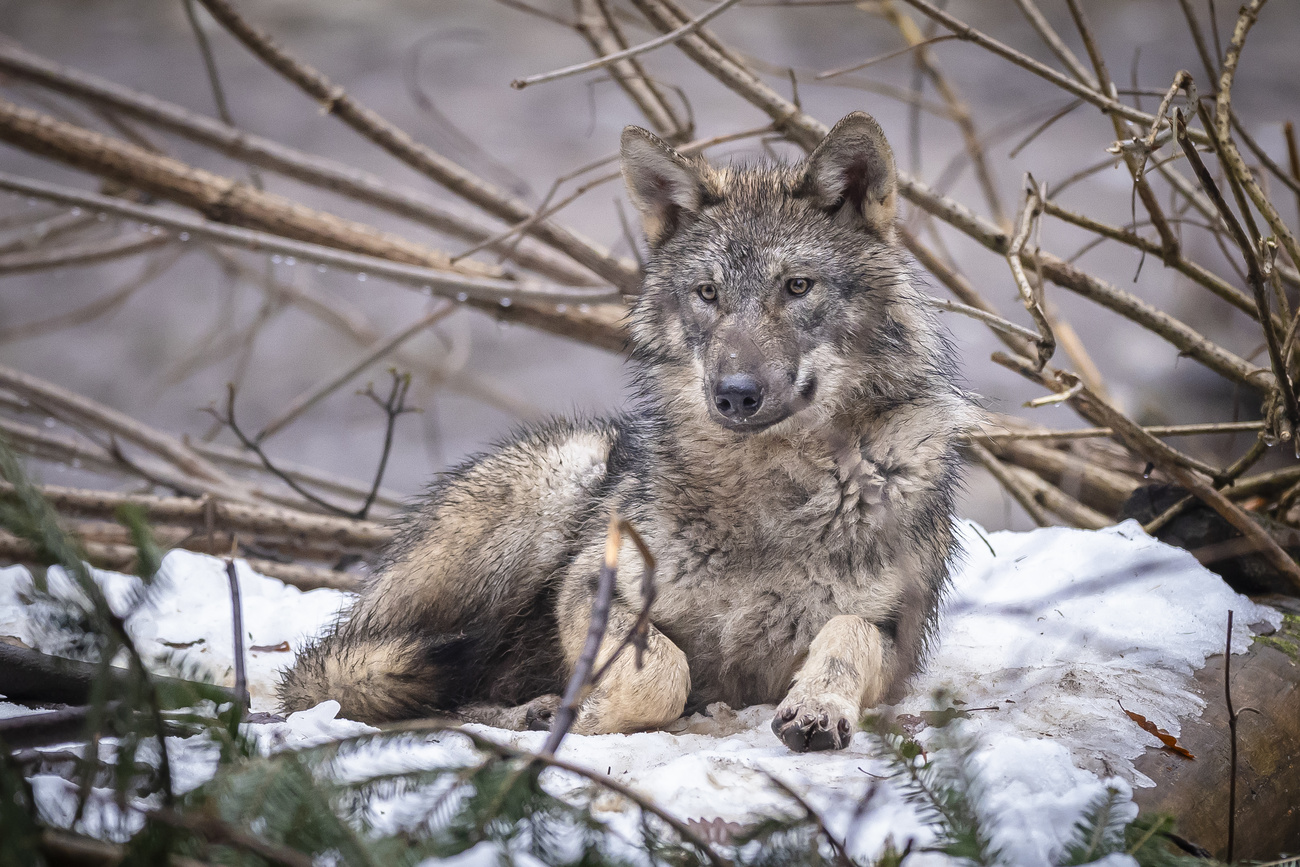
left=256, top=304, right=453, bottom=443
left=815, top=34, right=958, bottom=80
left=0, top=42, right=598, bottom=286
left=1176, top=108, right=1299, bottom=442
left=513, top=0, right=744, bottom=90
left=191, top=0, right=640, bottom=291
left=1011, top=0, right=1096, bottom=87
left=0, top=363, right=246, bottom=495
left=0, top=171, right=629, bottom=351
left=1213, top=0, right=1300, bottom=272
left=574, top=0, right=692, bottom=140
left=0, top=95, right=501, bottom=279
left=0, top=230, right=170, bottom=275
left=1006, top=177, right=1055, bottom=369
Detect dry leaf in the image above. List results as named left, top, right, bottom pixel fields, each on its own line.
left=160, top=639, right=204, bottom=649
left=250, top=641, right=291, bottom=653
left=1120, top=702, right=1194, bottom=760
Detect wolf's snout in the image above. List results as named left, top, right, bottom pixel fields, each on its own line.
left=714, top=373, right=764, bottom=419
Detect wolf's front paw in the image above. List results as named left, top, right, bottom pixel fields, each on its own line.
left=772, top=695, right=856, bottom=752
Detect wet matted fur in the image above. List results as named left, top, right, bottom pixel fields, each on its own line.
left=279, top=112, right=975, bottom=752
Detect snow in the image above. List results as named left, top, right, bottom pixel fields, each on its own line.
left=0, top=520, right=1281, bottom=865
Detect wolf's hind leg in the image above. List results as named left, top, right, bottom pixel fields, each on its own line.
left=772, top=615, right=886, bottom=752
left=556, top=604, right=690, bottom=735
left=455, top=695, right=561, bottom=731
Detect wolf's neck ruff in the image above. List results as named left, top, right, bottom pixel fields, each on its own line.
left=277, top=112, right=971, bottom=753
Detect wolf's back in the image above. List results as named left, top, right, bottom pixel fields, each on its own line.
left=276, top=417, right=621, bottom=722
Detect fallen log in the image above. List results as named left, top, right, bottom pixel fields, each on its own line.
left=1132, top=608, right=1300, bottom=860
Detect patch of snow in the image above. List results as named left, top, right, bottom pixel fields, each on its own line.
left=0, top=520, right=1280, bottom=865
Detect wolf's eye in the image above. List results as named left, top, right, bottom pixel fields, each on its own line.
left=696, top=282, right=718, bottom=302
left=786, top=277, right=814, bottom=296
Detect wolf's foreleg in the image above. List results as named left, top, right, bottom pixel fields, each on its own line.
left=556, top=603, right=691, bottom=735
left=772, top=615, right=886, bottom=752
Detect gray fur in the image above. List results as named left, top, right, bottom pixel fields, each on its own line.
left=278, top=112, right=974, bottom=751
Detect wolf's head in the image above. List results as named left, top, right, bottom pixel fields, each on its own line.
left=622, top=111, right=937, bottom=436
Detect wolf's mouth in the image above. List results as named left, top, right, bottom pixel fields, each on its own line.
left=712, top=414, right=788, bottom=434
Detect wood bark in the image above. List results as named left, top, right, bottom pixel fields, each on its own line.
left=1133, top=612, right=1300, bottom=859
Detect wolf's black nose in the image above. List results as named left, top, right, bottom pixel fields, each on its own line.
left=714, top=374, right=764, bottom=419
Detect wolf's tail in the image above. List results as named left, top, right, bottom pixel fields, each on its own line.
left=277, top=628, right=475, bottom=723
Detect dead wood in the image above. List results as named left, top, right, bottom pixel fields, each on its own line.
left=1132, top=614, right=1300, bottom=859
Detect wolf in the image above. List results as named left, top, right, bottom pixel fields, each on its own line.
left=278, top=111, right=972, bottom=752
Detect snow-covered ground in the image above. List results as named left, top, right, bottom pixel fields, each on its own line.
left=0, top=521, right=1281, bottom=865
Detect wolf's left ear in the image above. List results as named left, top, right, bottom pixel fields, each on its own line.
left=797, top=111, right=897, bottom=239
left=621, top=126, right=708, bottom=247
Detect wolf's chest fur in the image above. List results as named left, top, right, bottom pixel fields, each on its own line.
left=612, top=422, right=924, bottom=706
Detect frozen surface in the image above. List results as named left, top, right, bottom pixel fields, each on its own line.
left=0, top=521, right=1281, bottom=865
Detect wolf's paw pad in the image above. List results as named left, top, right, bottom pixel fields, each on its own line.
left=524, top=694, right=562, bottom=731
left=771, top=700, right=854, bottom=752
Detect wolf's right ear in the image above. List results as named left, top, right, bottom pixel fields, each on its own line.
left=797, top=111, right=897, bottom=239
left=621, top=126, right=707, bottom=247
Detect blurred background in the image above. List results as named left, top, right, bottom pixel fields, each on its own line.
left=1, top=0, right=1297, bottom=531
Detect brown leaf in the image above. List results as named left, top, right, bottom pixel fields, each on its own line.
left=1120, top=702, right=1194, bottom=760
left=160, top=639, right=204, bottom=649
left=250, top=641, right=291, bottom=653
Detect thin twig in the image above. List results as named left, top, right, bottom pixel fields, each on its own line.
left=182, top=0, right=262, bottom=191
left=378, top=721, right=729, bottom=867
left=1176, top=108, right=1300, bottom=443
left=1063, top=0, right=1180, bottom=263
left=980, top=421, right=1265, bottom=442
left=1177, top=0, right=1220, bottom=88
left=208, top=377, right=414, bottom=520
left=878, top=0, right=1007, bottom=227
left=543, top=510, right=622, bottom=756
left=1012, top=0, right=1096, bottom=87
left=0, top=171, right=628, bottom=351
left=1225, top=609, right=1237, bottom=864
left=896, top=0, right=1213, bottom=144
left=969, top=440, right=1055, bottom=527
left=0, top=42, right=598, bottom=285
left=513, top=0, right=744, bottom=90
left=541, top=510, right=658, bottom=756
left=815, top=34, right=958, bottom=80
left=924, top=298, right=1041, bottom=346
left=575, top=0, right=691, bottom=140
left=1143, top=433, right=1268, bottom=535
left=996, top=354, right=1300, bottom=590
left=1213, top=0, right=1300, bottom=273
left=255, top=303, right=452, bottom=443
left=1230, top=111, right=1300, bottom=200
left=761, top=771, right=853, bottom=867
left=192, top=0, right=640, bottom=291
left=355, top=372, right=418, bottom=520
left=1006, top=176, right=1055, bottom=369
left=222, top=559, right=248, bottom=710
